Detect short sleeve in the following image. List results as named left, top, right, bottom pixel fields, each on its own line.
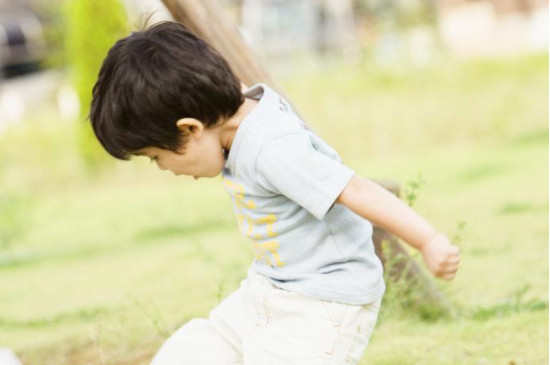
left=256, top=132, right=354, bottom=220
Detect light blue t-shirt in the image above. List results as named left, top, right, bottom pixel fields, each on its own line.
left=222, top=83, right=385, bottom=305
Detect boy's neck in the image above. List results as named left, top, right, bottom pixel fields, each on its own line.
left=219, top=96, right=258, bottom=152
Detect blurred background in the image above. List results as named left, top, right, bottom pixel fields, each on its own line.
left=0, top=0, right=548, bottom=364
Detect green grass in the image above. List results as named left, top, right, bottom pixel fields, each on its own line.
left=0, top=53, right=547, bottom=364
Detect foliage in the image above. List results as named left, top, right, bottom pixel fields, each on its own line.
left=64, top=0, right=129, bottom=171
left=380, top=239, right=452, bottom=322
left=35, top=2, right=67, bottom=69
left=403, top=173, right=425, bottom=207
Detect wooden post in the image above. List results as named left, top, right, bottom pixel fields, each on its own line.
left=160, top=0, right=452, bottom=315
left=160, top=0, right=277, bottom=89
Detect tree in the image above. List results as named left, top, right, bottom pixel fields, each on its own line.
left=65, top=0, right=129, bottom=171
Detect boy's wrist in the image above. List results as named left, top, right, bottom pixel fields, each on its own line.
left=419, top=230, right=443, bottom=251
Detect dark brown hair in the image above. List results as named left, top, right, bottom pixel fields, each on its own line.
left=90, top=21, right=243, bottom=160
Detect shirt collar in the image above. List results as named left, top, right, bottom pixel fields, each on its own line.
left=224, top=83, right=276, bottom=174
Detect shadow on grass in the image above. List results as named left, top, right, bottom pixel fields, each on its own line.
left=134, top=220, right=233, bottom=243
left=470, top=284, right=548, bottom=321
left=0, top=219, right=235, bottom=270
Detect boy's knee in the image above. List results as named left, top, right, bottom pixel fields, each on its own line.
left=150, top=318, right=209, bottom=365
left=150, top=318, right=241, bottom=365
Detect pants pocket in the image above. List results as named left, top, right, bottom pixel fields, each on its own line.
left=244, top=273, right=276, bottom=329
left=321, top=300, right=349, bottom=328
left=345, top=299, right=382, bottom=364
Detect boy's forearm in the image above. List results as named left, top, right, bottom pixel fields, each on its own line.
left=337, top=176, right=438, bottom=250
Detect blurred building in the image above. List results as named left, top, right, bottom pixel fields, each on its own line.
left=119, top=0, right=548, bottom=65
left=436, top=0, right=549, bottom=57
left=122, top=0, right=361, bottom=60
left=122, top=0, right=173, bottom=26
left=239, top=0, right=359, bottom=59
left=354, top=0, right=548, bottom=65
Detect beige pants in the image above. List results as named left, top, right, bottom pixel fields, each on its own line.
left=151, top=268, right=382, bottom=365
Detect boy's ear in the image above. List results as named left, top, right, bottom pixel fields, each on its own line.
left=176, top=118, right=204, bottom=139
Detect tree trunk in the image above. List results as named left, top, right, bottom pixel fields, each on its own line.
left=161, top=0, right=277, bottom=90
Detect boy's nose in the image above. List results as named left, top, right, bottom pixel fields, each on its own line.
left=157, top=162, right=166, bottom=171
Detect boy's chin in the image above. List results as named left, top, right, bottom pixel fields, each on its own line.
left=190, top=171, right=222, bottom=179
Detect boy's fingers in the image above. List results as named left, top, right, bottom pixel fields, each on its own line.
left=447, top=244, right=460, bottom=255
left=443, top=264, right=458, bottom=273
left=447, top=265, right=459, bottom=273
left=436, top=264, right=459, bottom=278
left=440, top=271, right=457, bottom=280
left=447, top=257, right=460, bottom=265
left=446, top=251, right=460, bottom=261
left=442, top=273, right=456, bottom=281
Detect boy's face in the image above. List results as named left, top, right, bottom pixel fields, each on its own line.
left=136, top=125, right=225, bottom=180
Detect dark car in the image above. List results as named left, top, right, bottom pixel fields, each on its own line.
left=0, top=3, right=46, bottom=80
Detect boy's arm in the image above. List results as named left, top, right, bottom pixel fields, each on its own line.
left=336, top=175, right=460, bottom=281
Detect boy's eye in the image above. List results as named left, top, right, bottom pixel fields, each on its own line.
left=149, top=156, right=158, bottom=163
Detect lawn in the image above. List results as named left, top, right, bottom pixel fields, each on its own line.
left=0, top=53, right=547, bottom=364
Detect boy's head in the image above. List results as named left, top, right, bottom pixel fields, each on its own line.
left=90, top=21, right=243, bottom=167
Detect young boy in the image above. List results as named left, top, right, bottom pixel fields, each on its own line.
left=90, top=21, right=460, bottom=365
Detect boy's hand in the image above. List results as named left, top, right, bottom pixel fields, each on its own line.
left=420, top=233, right=460, bottom=281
